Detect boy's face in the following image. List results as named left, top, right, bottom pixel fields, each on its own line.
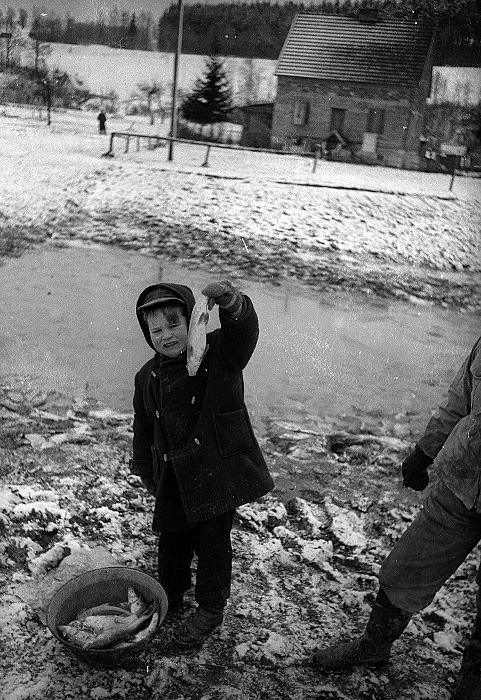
left=147, top=306, right=188, bottom=357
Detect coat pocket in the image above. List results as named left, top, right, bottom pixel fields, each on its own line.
left=213, top=408, right=256, bottom=458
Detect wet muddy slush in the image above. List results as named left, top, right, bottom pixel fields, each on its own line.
left=1, top=240, right=479, bottom=504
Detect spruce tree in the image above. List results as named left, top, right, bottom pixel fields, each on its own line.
left=180, top=54, right=233, bottom=127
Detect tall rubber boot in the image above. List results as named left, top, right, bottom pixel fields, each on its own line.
left=452, top=589, right=481, bottom=700
left=310, top=588, right=413, bottom=671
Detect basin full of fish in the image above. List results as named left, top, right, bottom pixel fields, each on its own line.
left=57, top=586, right=159, bottom=650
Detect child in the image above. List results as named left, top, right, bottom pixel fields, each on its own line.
left=130, top=280, right=274, bottom=646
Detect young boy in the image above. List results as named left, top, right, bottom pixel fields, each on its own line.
left=130, top=280, right=274, bottom=646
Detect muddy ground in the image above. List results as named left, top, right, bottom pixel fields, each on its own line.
left=1, top=123, right=481, bottom=699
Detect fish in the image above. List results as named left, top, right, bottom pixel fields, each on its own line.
left=57, top=588, right=159, bottom=650
left=82, top=605, right=156, bottom=650
left=128, top=586, right=147, bottom=616
left=113, top=611, right=160, bottom=649
left=77, top=604, right=131, bottom=620
left=187, top=294, right=209, bottom=377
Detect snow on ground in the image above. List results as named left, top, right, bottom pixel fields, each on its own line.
left=0, top=106, right=480, bottom=700
left=1, top=105, right=480, bottom=312
left=43, top=43, right=481, bottom=106
left=46, top=44, right=277, bottom=104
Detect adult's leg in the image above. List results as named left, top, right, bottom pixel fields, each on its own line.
left=380, top=480, right=481, bottom=613
left=312, top=481, right=481, bottom=670
left=452, top=572, right=481, bottom=700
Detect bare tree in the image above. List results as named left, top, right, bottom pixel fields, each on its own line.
left=28, top=17, right=52, bottom=73
left=135, top=80, right=164, bottom=124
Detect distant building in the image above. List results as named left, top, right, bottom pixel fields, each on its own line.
left=272, top=10, right=436, bottom=169
left=239, top=103, right=274, bottom=148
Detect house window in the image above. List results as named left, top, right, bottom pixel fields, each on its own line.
left=330, top=108, right=346, bottom=133
left=293, top=100, right=310, bottom=125
left=366, top=109, right=385, bottom=134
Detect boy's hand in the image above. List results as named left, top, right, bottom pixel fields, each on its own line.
left=401, top=445, right=433, bottom=491
left=141, top=477, right=156, bottom=495
left=201, top=280, right=243, bottom=315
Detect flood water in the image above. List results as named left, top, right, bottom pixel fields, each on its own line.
left=1, top=242, right=479, bottom=436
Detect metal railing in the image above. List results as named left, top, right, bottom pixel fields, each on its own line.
left=103, top=131, right=324, bottom=172
left=101, top=131, right=467, bottom=191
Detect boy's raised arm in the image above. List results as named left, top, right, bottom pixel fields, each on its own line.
left=201, top=280, right=259, bottom=371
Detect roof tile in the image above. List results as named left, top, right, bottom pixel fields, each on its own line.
left=276, top=14, right=434, bottom=85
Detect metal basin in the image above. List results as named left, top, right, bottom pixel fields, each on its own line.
left=46, top=566, right=168, bottom=667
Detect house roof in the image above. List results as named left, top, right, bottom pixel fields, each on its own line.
left=275, top=13, right=434, bottom=86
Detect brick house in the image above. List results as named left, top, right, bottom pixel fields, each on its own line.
left=271, top=10, right=436, bottom=169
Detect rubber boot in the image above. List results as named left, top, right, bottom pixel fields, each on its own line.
left=452, top=590, right=481, bottom=700
left=310, top=589, right=413, bottom=671
left=171, top=605, right=224, bottom=647
left=164, top=594, right=187, bottom=621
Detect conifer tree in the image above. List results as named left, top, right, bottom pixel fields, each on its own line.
left=180, top=54, right=233, bottom=127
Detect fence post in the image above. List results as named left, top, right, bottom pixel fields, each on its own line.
left=124, top=135, right=129, bottom=154
left=137, top=136, right=140, bottom=152
left=202, top=145, right=211, bottom=167
left=449, top=156, right=457, bottom=192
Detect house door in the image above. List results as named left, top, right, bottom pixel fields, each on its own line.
left=330, top=108, right=346, bottom=133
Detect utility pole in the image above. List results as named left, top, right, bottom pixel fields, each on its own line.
left=168, top=0, right=184, bottom=162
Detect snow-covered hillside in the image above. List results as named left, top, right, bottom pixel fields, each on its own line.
left=41, top=43, right=481, bottom=106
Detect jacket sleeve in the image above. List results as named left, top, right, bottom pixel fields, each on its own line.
left=418, top=336, right=481, bottom=459
left=130, top=372, right=154, bottom=477
left=216, top=294, right=259, bottom=371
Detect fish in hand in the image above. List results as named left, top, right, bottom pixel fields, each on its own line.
left=187, top=294, right=209, bottom=377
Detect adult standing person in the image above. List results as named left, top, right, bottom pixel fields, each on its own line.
left=310, top=335, right=481, bottom=700
left=97, top=110, right=107, bottom=134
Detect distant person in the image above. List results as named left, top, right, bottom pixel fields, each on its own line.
left=97, top=110, right=107, bottom=134
left=309, top=334, right=481, bottom=699
left=129, top=280, right=274, bottom=647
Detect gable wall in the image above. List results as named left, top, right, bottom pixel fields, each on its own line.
left=272, top=76, right=422, bottom=167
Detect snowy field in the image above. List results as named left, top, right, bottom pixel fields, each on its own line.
left=1, top=102, right=481, bottom=700
left=41, top=43, right=481, bottom=105
left=47, top=43, right=277, bottom=104
left=1, top=103, right=480, bottom=202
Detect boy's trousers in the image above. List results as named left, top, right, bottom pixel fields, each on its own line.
left=379, top=480, right=481, bottom=613
left=157, top=510, right=236, bottom=610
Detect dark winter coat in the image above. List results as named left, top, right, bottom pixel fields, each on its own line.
left=419, top=334, right=481, bottom=513
left=130, top=283, right=274, bottom=530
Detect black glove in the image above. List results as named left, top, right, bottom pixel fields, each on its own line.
left=201, top=280, right=243, bottom=315
left=401, top=445, right=434, bottom=491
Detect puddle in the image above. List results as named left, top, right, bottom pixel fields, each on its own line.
left=1, top=242, right=479, bottom=435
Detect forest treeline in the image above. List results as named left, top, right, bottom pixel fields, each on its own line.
left=1, top=0, right=480, bottom=64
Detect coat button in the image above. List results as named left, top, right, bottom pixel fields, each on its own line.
left=155, top=410, right=160, bottom=419
left=194, top=438, right=200, bottom=445
left=151, top=371, right=156, bottom=377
